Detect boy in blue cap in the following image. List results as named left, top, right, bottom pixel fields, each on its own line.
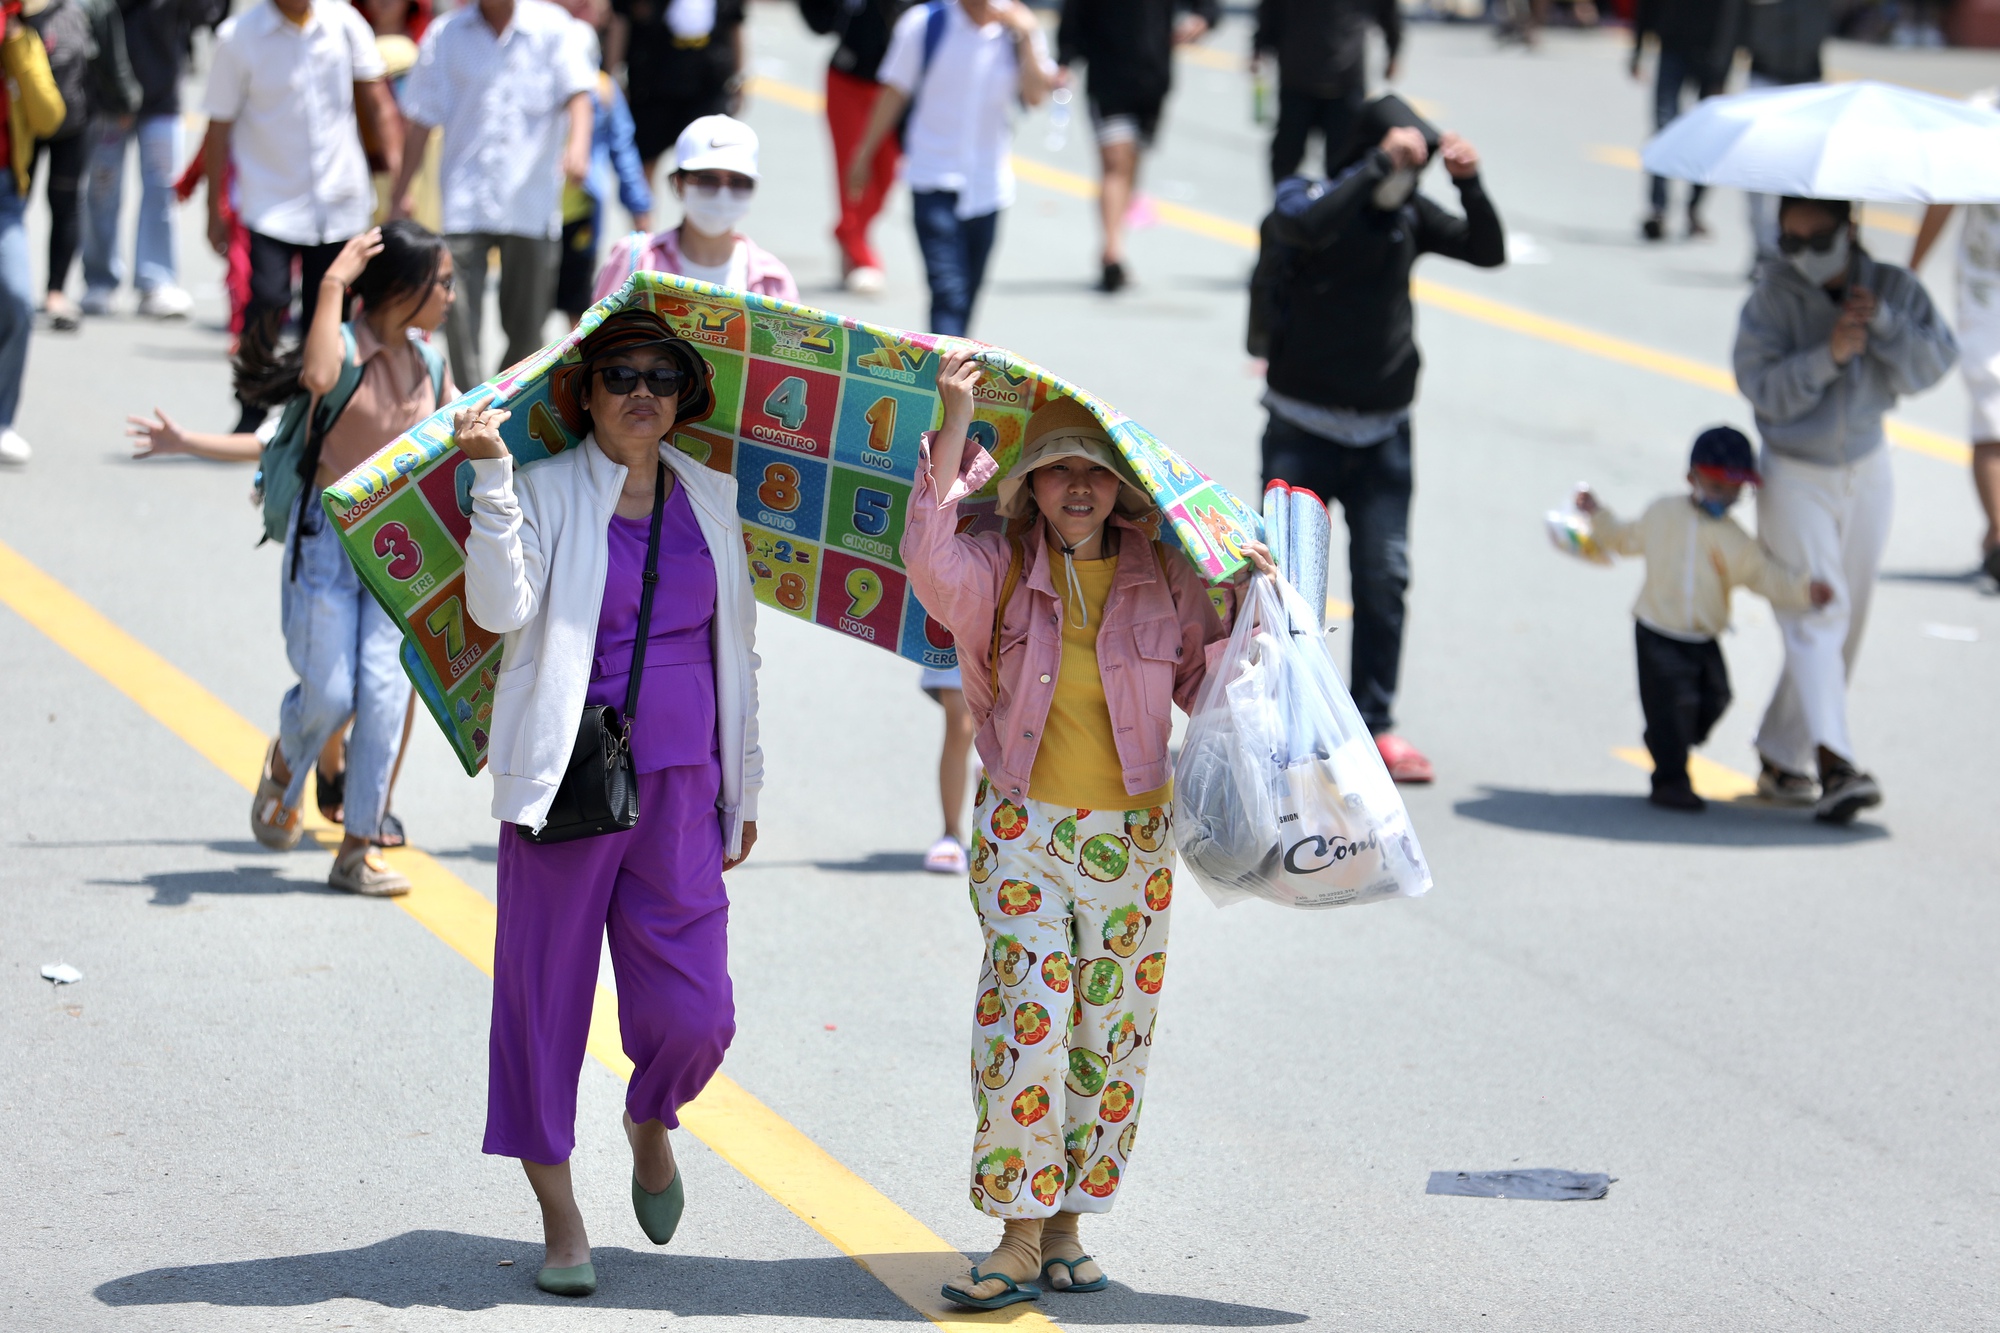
left=1576, top=426, right=1832, bottom=811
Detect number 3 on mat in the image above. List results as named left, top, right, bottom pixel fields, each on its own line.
left=762, top=375, right=810, bottom=432
left=372, top=521, right=424, bottom=581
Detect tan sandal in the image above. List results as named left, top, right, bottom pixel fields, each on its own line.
left=250, top=739, right=303, bottom=851
left=329, top=845, right=411, bottom=897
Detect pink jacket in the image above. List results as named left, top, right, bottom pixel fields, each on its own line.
left=901, top=435, right=1234, bottom=806
left=590, top=228, right=801, bottom=305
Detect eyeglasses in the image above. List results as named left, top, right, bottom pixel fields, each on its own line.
left=683, top=172, right=755, bottom=199
left=433, top=273, right=456, bottom=294
left=1777, top=227, right=1844, bottom=256
left=594, top=365, right=688, bottom=396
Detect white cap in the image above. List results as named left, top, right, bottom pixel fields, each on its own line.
left=674, top=115, right=760, bottom=180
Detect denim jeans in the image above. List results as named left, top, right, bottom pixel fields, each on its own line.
left=1648, top=50, right=1717, bottom=219
left=82, top=114, right=182, bottom=294
left=278, top=503, right=410, bottom=840
left=0, top=182, right=33, bottom=430
left=910, top=190, right=998, bottom=338
left=1261, top=414, right=1413, bottom=733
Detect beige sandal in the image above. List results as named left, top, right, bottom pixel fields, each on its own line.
left=250, top=739, right=303, bottom=851
left=329, top=845, right=411, bottom=897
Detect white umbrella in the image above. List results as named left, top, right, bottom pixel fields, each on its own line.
left=1641, top=80, right=2000, bottom=204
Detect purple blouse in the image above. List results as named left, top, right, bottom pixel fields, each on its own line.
left=588, top=480, right=718, bottom=772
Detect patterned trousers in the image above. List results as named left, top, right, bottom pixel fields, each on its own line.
left=966, top=781, right=1175, bottom=1218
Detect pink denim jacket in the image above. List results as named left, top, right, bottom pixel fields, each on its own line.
left=901, top=434, right=1234, bottom=806
left=590, top=228, right=801, bottom=305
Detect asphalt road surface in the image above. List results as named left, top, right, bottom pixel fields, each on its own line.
left=5, top=11, right=1997, bottom=1331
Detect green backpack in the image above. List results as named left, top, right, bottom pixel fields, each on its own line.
left=256, top=325, right=446, bottom=552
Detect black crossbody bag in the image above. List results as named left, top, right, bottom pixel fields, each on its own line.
left=521, top=462, right=668, bottom=845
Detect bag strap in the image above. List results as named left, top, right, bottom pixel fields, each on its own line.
left=288, top=324, right=364, bottom=580
left=913, top=0, right=948, bottom=107
left=986, top=529, right=1026, bottom=698
left=622, top=460, right=669, bottom=730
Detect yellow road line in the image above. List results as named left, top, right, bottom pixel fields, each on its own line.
left=1612, top=746, right=1760, bottom=801
left=745, top=75, right=1969, bottom=469
left=0, top=536, right=1057, bottom=1332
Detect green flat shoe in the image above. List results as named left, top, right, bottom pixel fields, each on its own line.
left=535, top=1262, right=596, bottom=1297
left=1041, top=1254, right=1110, bottom=1293
left=633, top=1168, right=684, bottom=1245
left=939, top=1267, right=1042, bottom=1311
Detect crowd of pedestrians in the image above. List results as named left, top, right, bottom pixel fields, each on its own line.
left=0, top=0, right=1982, bottom=1306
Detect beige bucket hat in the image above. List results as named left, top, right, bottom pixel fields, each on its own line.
left=995, top=397, right=1152, bottom=520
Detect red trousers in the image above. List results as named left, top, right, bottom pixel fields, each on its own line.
left=826, top=66, right=901, bottom=272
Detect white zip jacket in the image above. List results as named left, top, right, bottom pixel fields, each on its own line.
left=462, top=436, right=762, bottom=852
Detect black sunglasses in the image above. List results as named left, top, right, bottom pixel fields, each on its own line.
left=593, top=365, right=689, bottom=396
left=1777, top=227, right=1844, bottom=256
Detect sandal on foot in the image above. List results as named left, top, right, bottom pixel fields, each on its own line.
left=329, top=846, right=410, bottom=897
left=536, top=1261, right=596, bottom=1297
left=1041, top=1255, right=1109, bottom=1294
left=251, top=740, right=303, bottom=851
left=632, top=1168, right=684, bottom=1245
left=940, top=1267, right=1041, bottom=1311
left=314, top=763, right=345, bottom=823
left=372, top=811, right=407, bottom=849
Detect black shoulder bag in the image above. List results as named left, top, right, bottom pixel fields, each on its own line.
left=521, top=462, right=668, bottom=845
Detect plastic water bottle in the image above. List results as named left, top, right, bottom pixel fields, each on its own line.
left=1046, top=86, right=1071, bottom=152
left=1252, top=60, right=1274, bottom=127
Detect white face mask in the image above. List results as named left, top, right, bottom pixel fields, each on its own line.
left=678, top=182, right=753, bottom=238
left=1372, top=168, right=1417, bottom=211
left=1788, top=229, right=1850, bottom=286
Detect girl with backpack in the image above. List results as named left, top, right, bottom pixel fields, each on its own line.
left=134, top=221, right=455, bottom=893
left=902, top=349, right=1271, bottom=1311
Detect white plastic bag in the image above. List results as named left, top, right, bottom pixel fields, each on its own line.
left=1174, top=573, right=1431, bottom=910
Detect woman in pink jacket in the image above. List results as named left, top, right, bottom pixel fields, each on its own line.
left=902, top=349, right=1271, bottom=1311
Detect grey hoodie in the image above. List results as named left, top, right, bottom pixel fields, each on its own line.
left=1733, top=250, right=1957, bottom=467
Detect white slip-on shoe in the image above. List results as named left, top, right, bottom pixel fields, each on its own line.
left=138, top=285, right=193, bottom=319
left=0, top=428, right=30, bottom=464
left=845, top=265, right=886, bottom=295
left=329, top=846, right=411, bottom=897
left=923, top=836, right=967, bottom=875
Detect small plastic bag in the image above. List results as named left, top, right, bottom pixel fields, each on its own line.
left=1174, top=573, right=1431, bottom=910
left=1544, top=508, right=1611, bottom=565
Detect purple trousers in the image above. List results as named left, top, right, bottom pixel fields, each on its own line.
left=484, top=758, right=735, bottom=1164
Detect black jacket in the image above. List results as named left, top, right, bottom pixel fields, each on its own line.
left=799, top=0, right=912, bottom=84
left=618, top=0, right=745, bottom=103
left=1738, top=0, right=1828, bottom=83
left=1631, top=0, right=1735, bottom=78
left=1057, top=0, right=1219, bottom=115
left=121, top=0, right=221, bottom=119
left=1251, top=150, right=1506, bottom=412
left=1253, top=0, right=1400, bottom=98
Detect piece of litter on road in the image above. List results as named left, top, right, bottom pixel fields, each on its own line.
left=1506, top=232, right=1552, bottom=265
left=1427, top=1169, right=1613, bottom=1200
left=40, top=963, right=82, bottom=985
left=1922, top=623, right=1979, bottom=642
left=497, top=1259, right=514, bottom=1267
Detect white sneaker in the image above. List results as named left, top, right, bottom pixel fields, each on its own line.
left=80, top=287, right=115, bottom=317
left=0, top=428, right=31, bottom=464
left=845, top=265, right=886, bottom=295
left=138, top=285, right=193, bottom=319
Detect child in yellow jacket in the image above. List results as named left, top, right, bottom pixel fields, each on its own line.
left=1577, top=426, right=1832, bottom=811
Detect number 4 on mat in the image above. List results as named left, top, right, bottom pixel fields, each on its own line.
left=762, top=376, right=809, bottom=432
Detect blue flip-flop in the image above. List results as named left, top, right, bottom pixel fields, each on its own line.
left=1041, top=1255, right=1110, bottom=1294
left=940, top=1267, right=1042, bottom=1310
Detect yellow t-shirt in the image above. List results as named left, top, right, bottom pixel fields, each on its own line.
left=1027, top=552, right=1173, bottom=813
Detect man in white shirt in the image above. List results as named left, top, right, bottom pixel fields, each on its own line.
left=392, top=0, right=595, bottom=387
left=844, top=0, right=1055, bottom=336
left=202, top=0, right=399, bottom=428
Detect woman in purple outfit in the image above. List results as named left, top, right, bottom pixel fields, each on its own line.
left=456, top=308, right=763, bottom=1300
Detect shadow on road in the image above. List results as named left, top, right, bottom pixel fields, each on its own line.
left=1878, top=565, right=1991, bottom=588
left=91, top=865, right=340, bottom=906
left=92, top=1230, right=1307, bottom=1324
left=1453, top=787, right=1889, bottom=845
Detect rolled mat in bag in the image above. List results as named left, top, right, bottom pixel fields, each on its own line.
left=1288, top=486, right=1330, bottom=631
left=1263, top=481, right=1292, bottom=585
